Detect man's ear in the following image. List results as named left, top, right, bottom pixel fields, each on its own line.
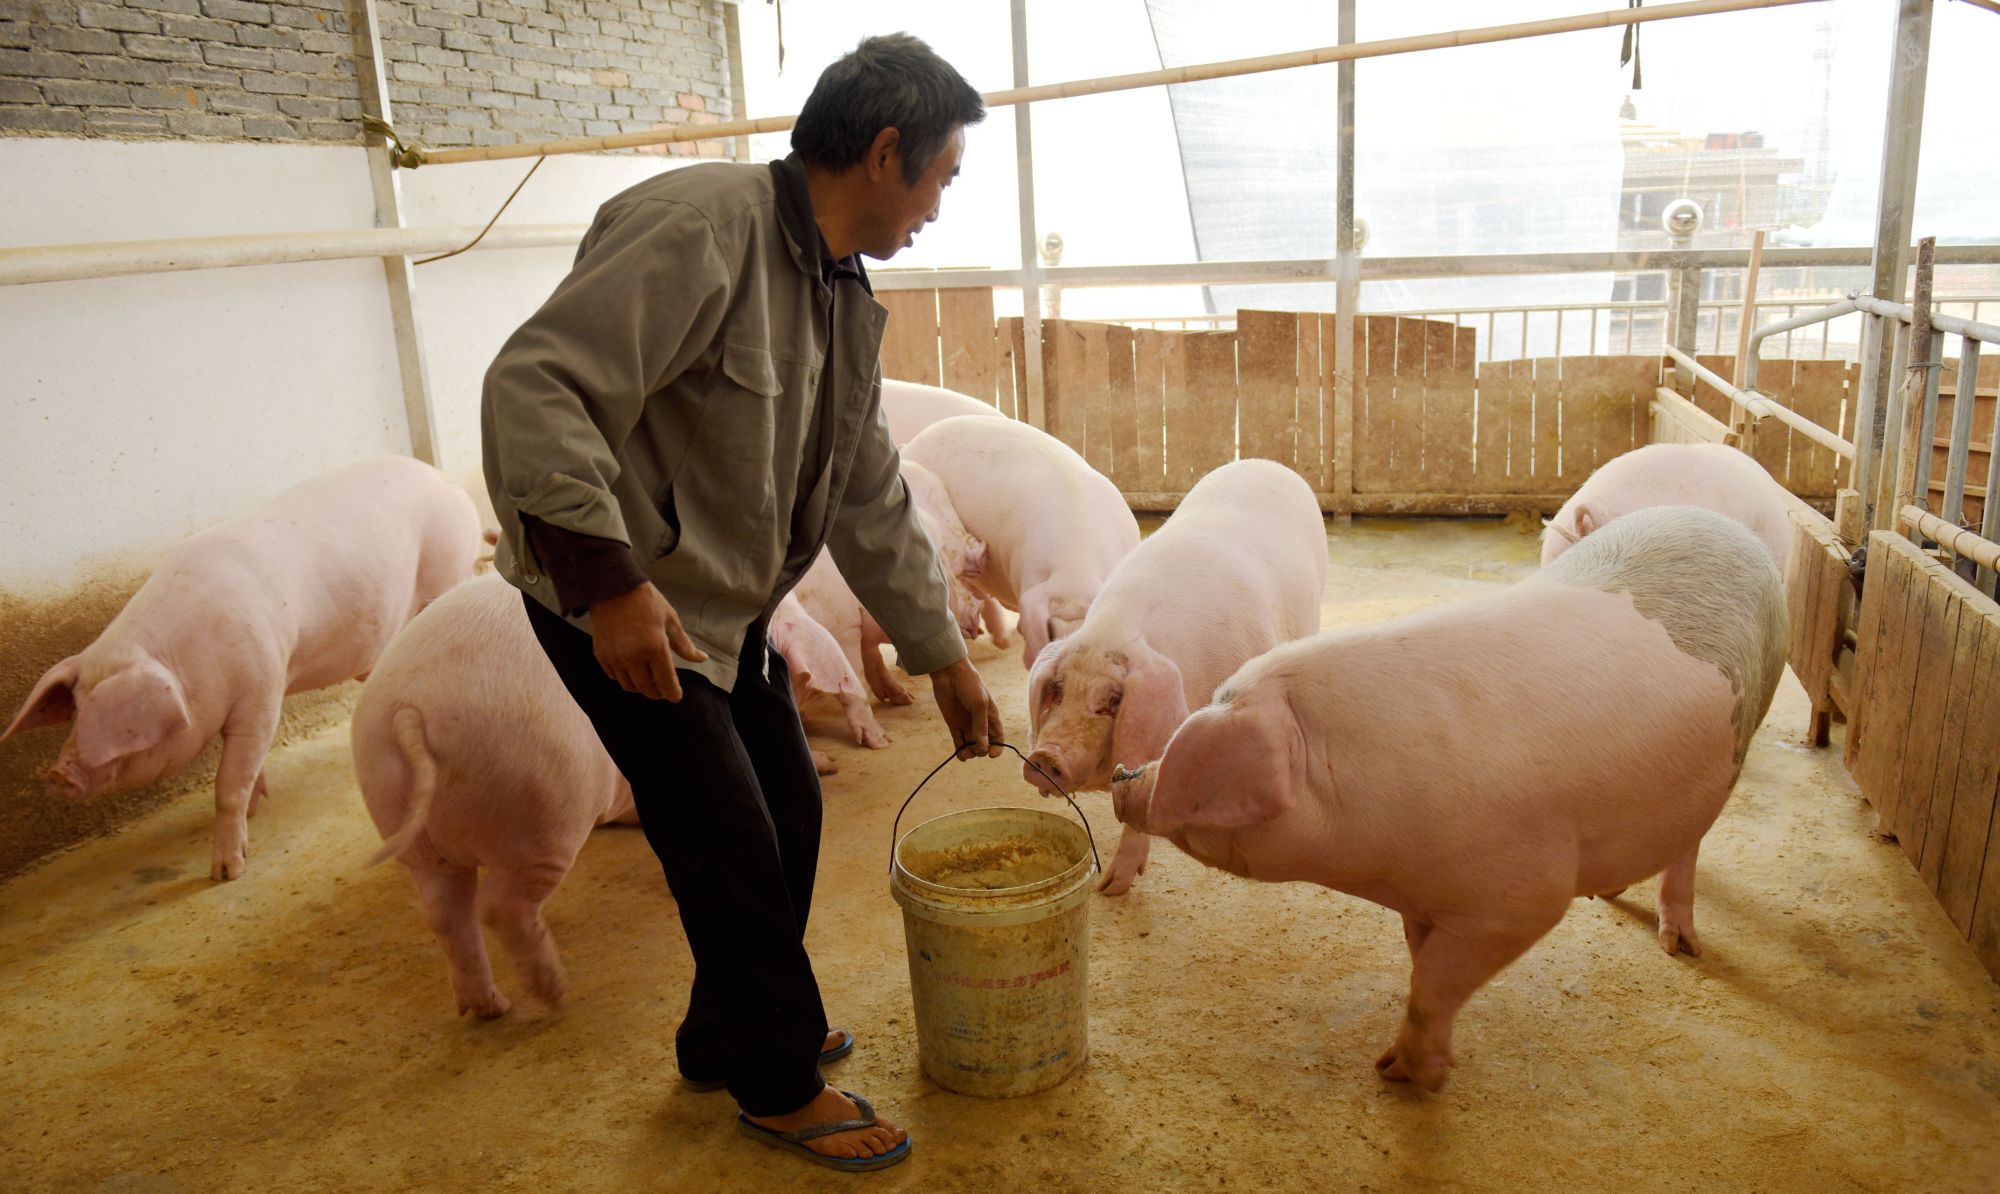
left=866, top=127, right=902, bottom=181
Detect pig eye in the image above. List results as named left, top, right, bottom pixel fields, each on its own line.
left=1042, top=681, right=1062, bottom=711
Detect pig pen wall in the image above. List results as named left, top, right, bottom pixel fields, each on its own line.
left=2, top=3, right=736, bottom=873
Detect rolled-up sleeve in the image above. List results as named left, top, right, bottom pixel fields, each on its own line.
left=825, top=388, right=968, bottom=677
left=481, top=198, right=733, bottom=547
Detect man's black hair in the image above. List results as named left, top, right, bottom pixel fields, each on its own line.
left=791, top=33, right=985, bottom=184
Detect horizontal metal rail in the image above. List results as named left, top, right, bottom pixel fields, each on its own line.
left=872, top=244, right=2000, bottom=292
left=1663, top=345, right=1856, bottom=459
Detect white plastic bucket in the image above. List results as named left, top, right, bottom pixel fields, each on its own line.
left=890, top=806, right=1095, bottom=1098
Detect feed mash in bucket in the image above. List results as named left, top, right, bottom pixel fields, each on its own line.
left=890, top=793, right=1096, bottom=1099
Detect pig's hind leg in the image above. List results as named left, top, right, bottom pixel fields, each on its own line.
left=1654, top=843, right=1703, bottom=957
left=479, top=860, right=571, bottom=1010
left=1376, top=903, right=1564, bottom=1092
left=409, top=864, right=511, bottom=1018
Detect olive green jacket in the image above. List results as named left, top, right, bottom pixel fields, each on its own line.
left=481, top=157, right=966, bottom=692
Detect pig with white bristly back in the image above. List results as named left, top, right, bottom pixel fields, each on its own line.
left=1024, top=459, right=1328, bottom=895
left=1543, top=442, right=1793, bottom=567
left=1112, top=505, right=1786, bottom=1091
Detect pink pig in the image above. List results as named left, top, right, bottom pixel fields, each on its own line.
left=353, top=574, right=640, bottom=1018
left=1543, top=443, right=1792, bottom=567
left=1025, top=460, right=1327, bottom=894
left=903, top=415, right=1141, bottom=668
left=1112, top=506, right=1785, bottom=1090
left=3, top=456, right=482, bottom=880
left=769, top=592, right=890, bottom=750
left=881, top=378, right=1005, bottom=447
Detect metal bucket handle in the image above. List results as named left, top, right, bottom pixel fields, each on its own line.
left=889, top=741, right=1101, bottom=877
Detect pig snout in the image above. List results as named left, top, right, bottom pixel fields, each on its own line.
left=1024, top=748, right=1068, bottom=793
left=43, top=757, right=91, bottom=799
left=1110, top=763, right=1155, bottom=831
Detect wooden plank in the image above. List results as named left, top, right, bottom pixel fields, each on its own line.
left=1854, top=537, right=1928, bottom=832
left=1692, top=353, right=1735, bottom=425
left=1895, top=578, right=1962, bottom=863
left=1105, top=324, right=1140, bottom=489
left=1505, top=360, right=1538, bottom=492
left=997, top=316, right=1023, bottom=421
left=1162, top=331, right=1197, bottom=493
left=1972, top=721, right=2000, bottom=981
left=1532, top=357, right=1564, bottom=493
left=1355, top=315, right=1399, bottom=493
left=935, top=287, right=998, bottom=404
left=1298, top=313, right=1325, bottom=488
left=1846, top=531, right=1906, bottom=796
left=1584, top=356, right=1652, bottom=477
left=1786, top=359, right=1848, bottom=497
left=1423, top=320, right=1473, bottom=495
left=877, top=289, right=940, bottom=385
left=1185, top=330, right=1239, bottom=483
left=1474, top=359, right=1512, bottom=493
left=1236, top=310, right=1297, bottom=467
left=1391, top=318, right=1430, bottom=491
left=1043, top=319, right=1086, bottom=455
left=1747, top=357, right=1794, bottom=487
left=1082, top=321, right=1117, bottom=477
left=1923, top=598, right=1997, bottom=906
left=1132, top=328, right=1167, bottom=491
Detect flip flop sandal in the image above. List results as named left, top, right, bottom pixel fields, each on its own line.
left=681, top=1028, right=855, bottom=1094
left=736, top=1090, right=911, bottom=1173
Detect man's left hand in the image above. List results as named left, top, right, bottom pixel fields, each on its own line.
left=930, top=657, right=1004, bottom=761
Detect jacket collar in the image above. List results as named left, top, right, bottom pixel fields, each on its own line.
left=768, top=153, right=873, bottom=296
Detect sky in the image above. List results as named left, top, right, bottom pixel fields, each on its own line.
left=731, top=0, right=2000, bottom=317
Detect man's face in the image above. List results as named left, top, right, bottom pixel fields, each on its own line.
left=863, top=124, right=965, bottom=261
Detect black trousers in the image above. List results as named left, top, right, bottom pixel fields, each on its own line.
left=524, top=593, right=829, bottom=1116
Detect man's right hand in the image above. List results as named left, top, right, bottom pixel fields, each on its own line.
left=589, top=583, right=709, bottom=701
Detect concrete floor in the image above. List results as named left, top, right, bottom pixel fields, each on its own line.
left=3, top=518, right=1997, bottom=1193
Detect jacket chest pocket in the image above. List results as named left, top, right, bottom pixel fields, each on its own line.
left=713, top=342, right=784, bottom=461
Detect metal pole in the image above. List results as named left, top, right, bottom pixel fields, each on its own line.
left=351, top=0, right=438, bottom=466
left=1862, top=0, right=1932, bottom=527
left=1331, top=0, right=1358, bottom=522
left=1010, top=0, right=1046, bottom=428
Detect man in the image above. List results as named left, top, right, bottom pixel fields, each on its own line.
left=481, top=35, right=999, bottom=1173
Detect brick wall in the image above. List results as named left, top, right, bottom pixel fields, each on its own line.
left=0, top=0, right=734, bottom=152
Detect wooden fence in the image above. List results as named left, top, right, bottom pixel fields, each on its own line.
left=1845, top=531, right=2000, bottom=981
left=878, top=287, right=1854, bottom=513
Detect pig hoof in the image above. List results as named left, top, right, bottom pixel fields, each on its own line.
left=461, top=992, right=512, bottom=1019
left=1592, top=886, right=1627, bottom=901
left=1658, top=922, right=1702, bottom=958
left=856, top=727, right=891, bottom=749
left=812, top=751, right=839, bottom=777
left=1374, top=1047, right=1450, bottom=1092
left=881, top=686, right=914, bottom=707
left=1097, top=864, right=1142, bottom=896
left=211, top=853, right=247, bottom=882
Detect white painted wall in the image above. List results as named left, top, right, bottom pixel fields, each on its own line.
left=0, top=137, right=683, bottom=593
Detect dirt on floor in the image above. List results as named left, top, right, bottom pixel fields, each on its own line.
left=2, top=518, right=1996, bottom=1193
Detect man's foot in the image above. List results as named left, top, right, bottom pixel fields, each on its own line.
left=743, top=1085, right=905, bottom=1162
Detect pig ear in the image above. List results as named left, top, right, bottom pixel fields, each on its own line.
left=1573, top=503, right=1601, bottom=539
left=1148, top=700, right=1299, bottom=835
left=1111, top=648, right=1189, bottom=772
left=3, top=657, right=83, bottom=740
left=74, top=661, right=190, bottom=769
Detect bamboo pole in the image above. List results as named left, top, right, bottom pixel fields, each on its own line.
left=407, top=0, right=1827, bottom=167
left=1902, top=505, right=2000, bottom=571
